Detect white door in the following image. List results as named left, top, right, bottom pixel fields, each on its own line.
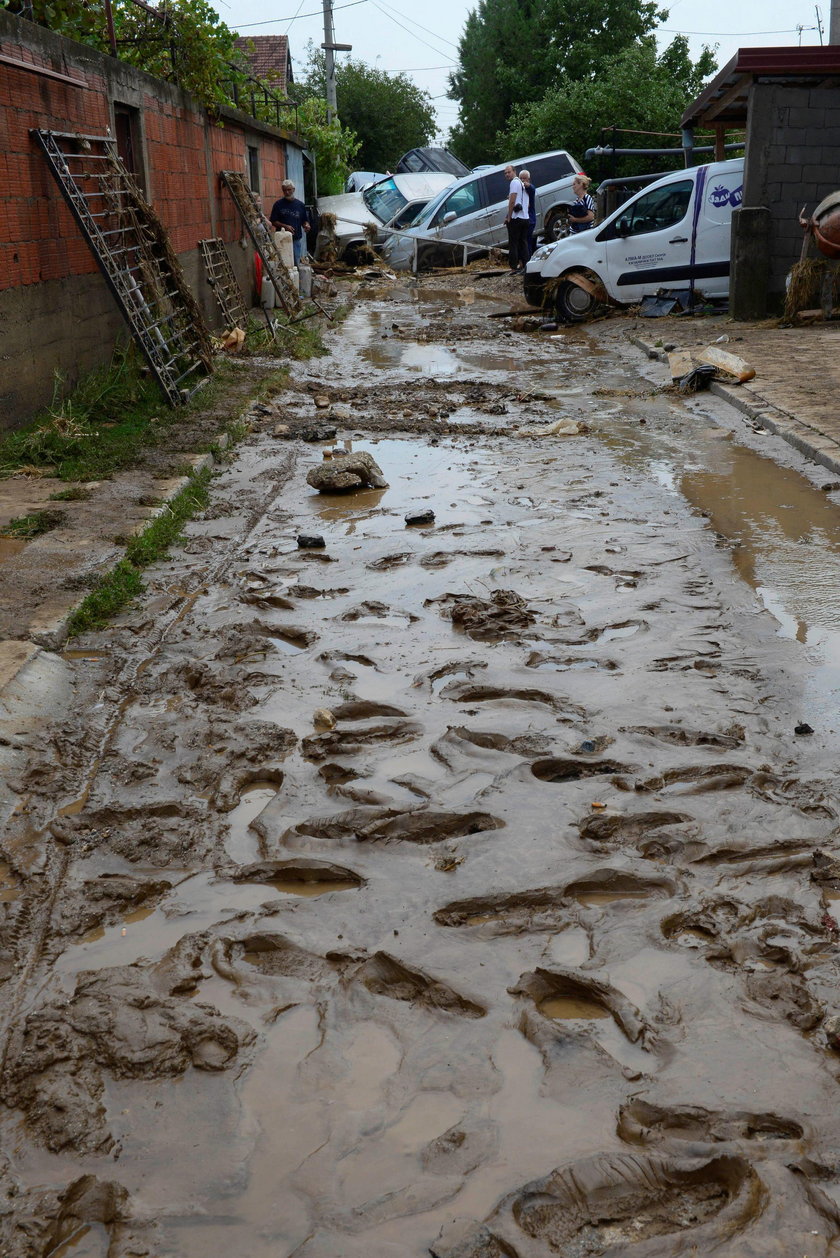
left=601, top=178, right=695, bottom=303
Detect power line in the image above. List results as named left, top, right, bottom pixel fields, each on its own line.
left=369, top=0, right=455, bottom=59
left=373, top=0, right=460, bottom=50
left=236, top=0, right=367, bottom=28
left=660, top=25, right=817, bottom=36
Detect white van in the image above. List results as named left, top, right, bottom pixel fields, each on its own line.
left=523, top=158, right=744, bottom=320
left=380, top=151, right=580, bottom=271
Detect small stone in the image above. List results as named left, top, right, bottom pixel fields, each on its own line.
left=825, top=1014, right=840, bottom=1049
left=405, top=509, right=435, bottom=527
left=272, top=423, right=290, bottom=437
left=313, top=707, right=336, bottom=730
left=821, top=482, right=840, bottom=492
left=300, top=425, right=337, bottom=442
left=314, top=395, right=330, bottom=409
left=297, top=534, right=326, bottom=549
left=795, top=722, right=814, bottom=736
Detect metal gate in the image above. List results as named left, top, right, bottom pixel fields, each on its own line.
left=33, top=129, right=213, bottom=407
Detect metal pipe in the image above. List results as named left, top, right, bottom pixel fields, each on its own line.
left=584, top=143, right=745, bottom=164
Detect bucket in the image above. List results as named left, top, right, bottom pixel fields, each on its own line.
left=298, top=261, right=313, bottom=298
left=261, top=275, right=275, bottom=309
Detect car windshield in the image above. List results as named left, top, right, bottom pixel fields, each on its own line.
left=363, top=178, right=408, bottom=224
left=399, top=199, right=432, bottom=228
left=412, top=186, right=450, bottom=227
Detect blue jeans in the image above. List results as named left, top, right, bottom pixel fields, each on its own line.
left=293, top=236, right=305, bottom=265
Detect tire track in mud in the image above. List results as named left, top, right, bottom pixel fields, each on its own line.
left=4, top=290, right=840, bottom=1254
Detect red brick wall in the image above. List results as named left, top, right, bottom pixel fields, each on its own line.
left=0, top=23, right=290, bottom=291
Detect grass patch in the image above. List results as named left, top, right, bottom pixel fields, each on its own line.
left=244, top=313, right=327, bottom=361
left=66, top=468, right=212, bottom=637
left=1, top=509, right=65, bottom=539
left=48, top=486, right=93, bottom=502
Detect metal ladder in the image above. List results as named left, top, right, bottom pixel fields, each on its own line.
left=198, top=237, right=248, bottom=331
left=33, top=129, right=213, bottom=407
left=220, top=170, right=303, bottom=317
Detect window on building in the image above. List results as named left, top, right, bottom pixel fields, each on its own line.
left=248, top=145, right=261, bottom=193
left=114, top=103, right=145, bottom=191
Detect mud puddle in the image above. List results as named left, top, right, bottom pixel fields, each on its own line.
left=600, top=405, right=840, bottom=737
left=3, top=287, right=840, bottom=1256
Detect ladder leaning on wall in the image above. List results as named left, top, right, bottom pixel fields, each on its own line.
left=198, top=237, right=249, bottom=332
left=220, top=169, right=304, bottom=318
left=32, top=129, right=213, bottom=407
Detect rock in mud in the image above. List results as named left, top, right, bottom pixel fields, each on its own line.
left=297, top=533, right=326, bottom=548
left=313, top=707, right=337, bottom=730
left=306, top=451, right=387, bottom=492
left=300, top=424, right=337, bottom=441
left=442, top=589, right=536, bottom=640
left=406, top=508, right=436, bottom=526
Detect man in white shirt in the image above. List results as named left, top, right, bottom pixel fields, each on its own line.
left=504, top=164, right=529, bottom=273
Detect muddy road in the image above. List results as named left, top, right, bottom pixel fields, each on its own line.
left=5, top=281, right=840, bottom=1256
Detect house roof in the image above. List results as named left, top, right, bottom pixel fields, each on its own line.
left=681, top=45, right=840, bottom=129
left=234, top=34, right=293, bottom=95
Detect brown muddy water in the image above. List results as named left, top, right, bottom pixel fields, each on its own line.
left=4, top=286, right=840, bottom=1256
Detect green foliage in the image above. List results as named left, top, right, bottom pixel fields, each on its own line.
left=66, top=465, right=212, bottom=635
left=0, top=345, right=163, bottom=481
left=301, top=48, right=436, bottom=172
left=448, top=0, right=670, bottom=165
left=295, top=96, right=360, bottom=195
left=500, top=36, right=718, bottom=178
left=1, top=509, right=65, bottom=539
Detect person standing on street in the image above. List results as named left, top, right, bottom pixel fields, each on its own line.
left=520, top=168, right=537, bottom=258
left=504, top=164, right=529, bottom=273
left=568, top=174, right=596, bottom=234
left=269, top=179, right=311, bottom=265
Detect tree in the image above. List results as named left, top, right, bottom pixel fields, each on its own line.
left=448, top=0, right=668, bottom=165
left=499, top=36, right=717, bottom=176
left=300, top=49, right=436, bottom=172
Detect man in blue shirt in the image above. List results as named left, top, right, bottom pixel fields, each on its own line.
left=269, top=180, right=311, bottom=265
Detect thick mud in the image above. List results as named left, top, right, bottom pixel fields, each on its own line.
left=4, top=280, right=840, bottom=1254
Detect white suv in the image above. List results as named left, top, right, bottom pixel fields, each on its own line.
left=380, top=151, right=580, bottom=270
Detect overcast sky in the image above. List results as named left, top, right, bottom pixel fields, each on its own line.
left=225, top=0, right=832, bottom=144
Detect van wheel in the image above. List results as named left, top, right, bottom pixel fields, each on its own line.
left=544, top=209, right=568, bottom=241
left=555, top=279, right=600, bottom=323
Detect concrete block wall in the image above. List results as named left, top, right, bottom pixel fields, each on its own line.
left=0, top=9, right=298, bottom=426
left=739, top=81, right=840, bottom=312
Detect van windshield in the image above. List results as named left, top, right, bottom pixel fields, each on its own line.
left=363, top=178, right=407, bottom=224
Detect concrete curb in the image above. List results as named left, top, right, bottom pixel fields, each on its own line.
left=627, top=334, right=840, bottom=480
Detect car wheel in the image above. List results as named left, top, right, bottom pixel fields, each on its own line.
left=555, top=278, right=600, bottom=323
left=544, top=209, right=569, bottom=242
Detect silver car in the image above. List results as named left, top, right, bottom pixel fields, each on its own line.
left=380, top=151, right=580, bottom=270
left=315, top=172, right=457, bottom=265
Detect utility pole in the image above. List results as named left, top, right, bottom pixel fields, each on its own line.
left=321, top=0, right=351, bottom=124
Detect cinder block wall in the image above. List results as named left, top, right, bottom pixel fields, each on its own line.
left=0, top=10, right=294, bottom=427
left=738, top=81, right=840, bottom=312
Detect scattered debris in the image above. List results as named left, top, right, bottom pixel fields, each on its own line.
left=405, top=509, right=435, bottom=526
left=697, top=346, right=756, bottom=383
left=517, top=417, right=587, bottom=438
left=297, top=534, right=326, bottom=549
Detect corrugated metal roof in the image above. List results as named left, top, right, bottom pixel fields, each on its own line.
left=234, top=35, right=293, bottom=95
left=682, top=45, right=840, bottom=128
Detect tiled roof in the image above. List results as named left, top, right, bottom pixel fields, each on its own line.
left=234, top=35, right=293, bottom=94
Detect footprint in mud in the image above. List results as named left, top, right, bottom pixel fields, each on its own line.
left=366, top=553, right=413, bottom=570
left=617, top=1098, right=805, bottom=1149
left=627, top=723, right=744, bottom=748
left=531, top=757, right=630, bottom=782
left=6, top=958, right=256, bottom=1153
left=353, top=951, right=486, bottom=1018
left=235, top=932, right=339, bottom=980
left=330, top=700, right=409, bottom=720
left=340, top=600, right=418, bottom=625
left=302, top=720, right=423, bottom=761
left=54, top=874, right=172, bottom=942
left=230, top=858, right=364, bottom=897
left=433, top=589, right=537, bottom=641
left=413, top=658, right=487, bottom=689
left=577, top=810, right=696, bottom=856
left=430, top=1150, right=760, bottom=1258
left=0, top=1174, right=149, bottom=1258
left=556, top=618, right=648, bottom=646
left=431, top=726, right=553, bottom=768
left=434, top=871, right=674, bottom=935
left=285, top=805, right=504, bottom=846
left=511, top=966, right=649, bottom=1047
left=319, top=649, right=382, bottom=670
left=526, top=651, right=619, bottom=672
left=622, top=763, right=754, bottom=795
left=440, top=682, right=582, bottom=716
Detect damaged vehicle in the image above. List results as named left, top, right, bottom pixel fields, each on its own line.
left=524, top=157, right=744, bottom=321
left=379, top=151, right=580, bottom=271
left=315, top=171, right=457, bottom=264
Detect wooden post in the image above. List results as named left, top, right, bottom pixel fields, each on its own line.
left=714, top=125, right=726, bottom=161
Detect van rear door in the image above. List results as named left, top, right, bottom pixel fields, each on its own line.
left=695, top=166, right=743, bottom=298
left=599, top=176, right=696, bottom=303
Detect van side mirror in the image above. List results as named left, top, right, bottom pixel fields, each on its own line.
left=443, top=211, right=457, bottom=224
left=617, top=216, right=631, bottom=237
